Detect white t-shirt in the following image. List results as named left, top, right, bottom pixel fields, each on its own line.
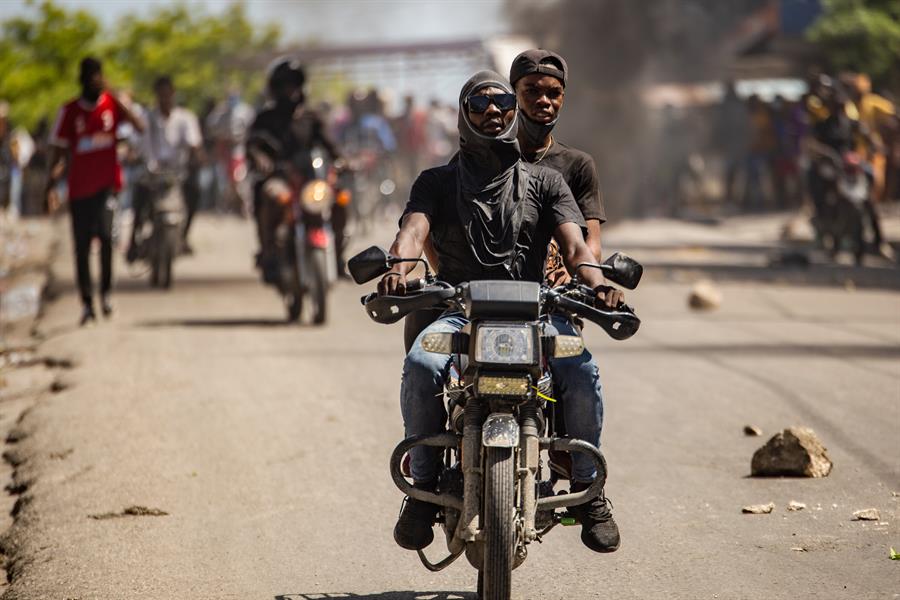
left=143, top=106, right=202, bottom=171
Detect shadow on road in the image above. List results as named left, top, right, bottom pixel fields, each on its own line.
left=274, top=593, right=474, bottom=600
left=53, top=274, right=260, bottom=296
left=617, top=342, right=900, bottom=359
left=137, top=317, right=294, bottom=328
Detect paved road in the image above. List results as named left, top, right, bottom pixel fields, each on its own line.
left=2, top=215, right=898, bottom=599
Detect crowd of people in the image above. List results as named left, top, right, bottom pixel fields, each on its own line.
left=656, top=72, right=899, bottom=221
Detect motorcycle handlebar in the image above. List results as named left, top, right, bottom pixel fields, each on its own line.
left=359, top=281, right=640, bottom=340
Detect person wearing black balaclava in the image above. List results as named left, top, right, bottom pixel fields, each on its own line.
left=510, top=49, right=606, bottom=286
left=378, top=71, right=623, bottom=554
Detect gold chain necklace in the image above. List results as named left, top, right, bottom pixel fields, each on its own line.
left=533, top=135, right=553, bottom=164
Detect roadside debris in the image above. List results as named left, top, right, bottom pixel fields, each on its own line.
left=787, top=501, right=806, bottom=512
left=751, top=427, right=832, bottom=478
left=851, top=508, right=880, bottom=521
left=688, top=280, right=721, bottom=311
left=743, top=425, right=762, bottom=436
left=891, top=547, right=899, bottom=560
left=791, top=546, right=808, bottom=552
left=89, top=505, right=169, bottom=520
left=742, top=502, right=775, bottom=514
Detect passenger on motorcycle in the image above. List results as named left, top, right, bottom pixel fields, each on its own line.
left=381, top=71, right=623, bottom=555
left=247, top=57, right=343, bottom=283
left=510, top=49, right=606, bottom=280
left=126, top=75, right=203, bottom=262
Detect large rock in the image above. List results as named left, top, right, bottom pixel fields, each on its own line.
left=751, top=427, right=833, bottom=478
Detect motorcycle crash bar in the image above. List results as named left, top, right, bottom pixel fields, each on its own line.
left=389, top=433, right=463, bottom=511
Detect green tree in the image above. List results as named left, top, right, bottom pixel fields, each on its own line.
left=0, top=0, right=282, bottom=131
left=104, top=3, right=280, bottom=113
left=0, top=0, right=101, bottom=130
left=807, top=0, right=900, bottom=94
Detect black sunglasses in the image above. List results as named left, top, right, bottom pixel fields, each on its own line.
left=466, top=93, right=517, bottom=113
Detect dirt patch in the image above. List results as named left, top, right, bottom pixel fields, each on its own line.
left=88, top=506, right=169, bottom=520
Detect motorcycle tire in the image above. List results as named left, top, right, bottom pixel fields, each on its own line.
left=307, top=247, right=329, bottom=325
left=157, top=226, right=178, bottom=290
left=482, top=446, right=515, bottom=600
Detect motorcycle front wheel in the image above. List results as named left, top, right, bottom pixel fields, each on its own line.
left=482, top=446, right=515, bottom=600
left=150, top=224, right=178, bottom=290
left=307, top=247, right=329, bottom=325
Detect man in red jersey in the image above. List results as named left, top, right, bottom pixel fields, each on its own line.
left=45, top=57, right=143, bottom=325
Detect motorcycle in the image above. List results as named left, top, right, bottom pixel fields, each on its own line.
left=348, top=247, right=642, bottom=600
left=258, top=152, right=348, bottom=324
left=130, top=168, right=185, bottom=289
left=809, top=148, right=876, bottom=265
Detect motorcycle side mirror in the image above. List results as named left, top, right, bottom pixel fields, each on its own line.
left=576, top=253, right=643, bottom=290
left=348, top=246, right=392, bottom=284
left=601, top=252, right=643, bottom=290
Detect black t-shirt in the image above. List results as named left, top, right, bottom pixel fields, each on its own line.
left=404, top=162, right=586, bottom=285
left=248, top=105, right=338, bottom=167
left=525, top=140, right=606, bottom=223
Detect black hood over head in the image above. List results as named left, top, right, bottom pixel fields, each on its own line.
left=455, top=70, right=529, bottom=274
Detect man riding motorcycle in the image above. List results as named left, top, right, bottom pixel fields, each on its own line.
left=247, top=57, right=343, bottom=283
left=382, top=71, right=623, bottom=555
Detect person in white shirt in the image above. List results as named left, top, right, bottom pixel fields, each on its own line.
left=127, top=75, right=203, bottom=260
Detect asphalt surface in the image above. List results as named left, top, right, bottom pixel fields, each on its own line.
left=1, top=215, right=898, bottom=600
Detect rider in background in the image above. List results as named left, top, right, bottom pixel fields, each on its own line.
left=246, top=57, right=342, bottom=283
left=46, top=57, right=144, bottom=325
left=206, top=88, right=255, bottom=217
left=126, top=75, right=203, bottom=261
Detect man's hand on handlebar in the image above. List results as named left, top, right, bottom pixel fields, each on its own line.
left=378, top=271, right=407, bottom=296
left=594, top=284, right=625, bottom=309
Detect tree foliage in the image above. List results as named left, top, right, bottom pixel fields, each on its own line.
left=807, top=0, right=900, bottom=94
left=0, top=0, right=281, bottom=131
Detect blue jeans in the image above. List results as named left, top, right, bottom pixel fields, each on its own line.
left=400, top=313, right=604, bottom=484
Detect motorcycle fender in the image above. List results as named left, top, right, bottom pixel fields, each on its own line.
left=482, top=413, right=519, bottom=448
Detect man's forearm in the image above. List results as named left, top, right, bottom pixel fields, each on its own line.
left=586, top=220, right=603, bottom=261
left=387, top=228, right=424, bottom=275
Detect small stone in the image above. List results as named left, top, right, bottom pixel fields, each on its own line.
left=688, top=280, right=722, bottom=311
left=787, top=501, right=806, bottom=512
left=852, top=508, right=880, bottom=521
left=744, top=425, right=762, bottom=436
left=891, top=491, right=899, bottom=498
left=751, top=427, right=833, bottom=478
left=743, top=502, right=775, bottom=514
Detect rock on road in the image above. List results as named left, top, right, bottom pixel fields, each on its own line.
left=1, top=215, right=897, bottom=600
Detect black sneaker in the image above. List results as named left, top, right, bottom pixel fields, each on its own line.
left=79, top=304, right=97, bottom=327
left=393, top=482, right=440, bottom=550
left=568, top=481, right=620, bottom=553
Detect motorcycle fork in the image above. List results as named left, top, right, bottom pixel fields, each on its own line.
left=519, top=401, right=541, bottom=542
left=457, top=396, right=484, bottom=543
